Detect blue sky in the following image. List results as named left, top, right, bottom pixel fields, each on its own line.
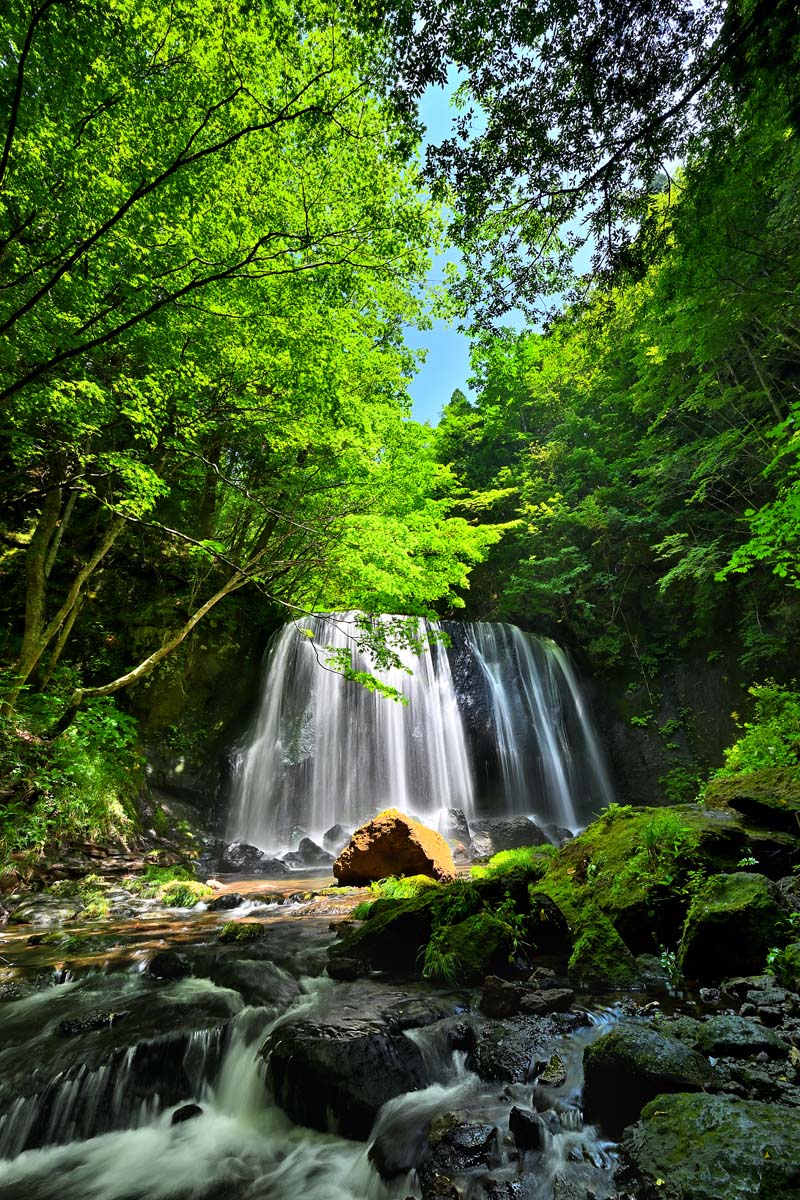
left=405, top=80, right=474, bottom=427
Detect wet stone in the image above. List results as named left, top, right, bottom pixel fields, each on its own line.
left=421, top=1116, right=499, bottom=1189
left=147, top=950, right=191, bottom=980
left=509, top=1105, right=541, bottom=1150
left=420, top=1172, right=460, bottom=1200
left=481, top=1180, right=533, bottom=1200
left=480, top=976, right=520, bottom=1018
left=326, top=957, right=368, bottom=981
left=58, top=1010, right=129, bottom=1037
left=536, top=1051, right=567, bottom=1087
left=519, top=988, right=575, bottom=1017
left=207, top=892, right=246, bottom=912
left=528, top=966, right=558, bottom=987
left=171, top=1103, right=203, bottom=1124
left=694, top=1014, right=789, bottom=1059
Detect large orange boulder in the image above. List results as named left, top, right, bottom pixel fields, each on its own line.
left=333, top=809, right=457, bottom=885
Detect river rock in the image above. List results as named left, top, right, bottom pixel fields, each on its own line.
left=468, top=816, right=547, bottom=853
left=206, top=892, right=246, bottom=911
left=440, top=808, right=470, bottom=845
left=472, top=1012, right=588, bottom=1083
left=266, top=1020, right=426, bottom=1140
left=323, top=824, right=351, bottom=853
left=519, top=988, right=575, bottom=1017
left=146, top=950, right=191, bottom=981
left=333, top=809, right=456, bottom=885
left=694, top=1014, right=790, bottom=1059
left=543, top=823, right=573, bottom=846
left=583, top=1023, right=720, bottom=1137
left=480, top=976, right=522, bottom=1018
left=678, top=871, right=784, bottom=980
left=262, top=980, right=453, bottom=1139
left=171, top=1103, right=203, bottom=1124
left=536, top=1051, right=567, bottom=1086
left=217, top=841, right=289, bottom=877
left=470, top=833, right=495, bottom=859
left=509, top=1105, right=541, bottom=1150
left=617, top=1093, right=800, bottom=1198
left=420, top=1114, right=499, bottom=1188
left=283, top=838, right=334, bottom=869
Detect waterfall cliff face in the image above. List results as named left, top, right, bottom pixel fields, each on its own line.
left=227, top=615, right=612, bottom=850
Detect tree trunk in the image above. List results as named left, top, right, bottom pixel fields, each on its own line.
left=4, top=512, right=124, bottom=713
left=48, top=571, right=251, bottom=735
left=2, top=486, right=63, bottom=713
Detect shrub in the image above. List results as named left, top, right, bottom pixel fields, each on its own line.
left=715, top=681, right=800, bottom=778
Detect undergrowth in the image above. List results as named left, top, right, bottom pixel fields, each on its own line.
left=0, top=672, right=144, bottom=865
left=470, top=844, right=557, bottom=881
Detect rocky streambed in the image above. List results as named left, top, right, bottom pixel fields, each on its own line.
left=1, top=866, right=799, bottom=1200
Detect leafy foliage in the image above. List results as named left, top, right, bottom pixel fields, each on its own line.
left=714, top=683, right=800, bottom=778
left=0, top=679, right=143, bottom=861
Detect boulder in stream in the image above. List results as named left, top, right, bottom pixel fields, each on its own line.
left=333, top=808, right=456, bottom=885
left=146, top=950, right=191, bottom=981
left=262, top=980, right=453, bottom=1139
left=322, top=823, right=351, bottom=853
left=217, top=841, right=289, bottom=877
left=468, top=816, right=547, bottom=854
left=282, top=837, right=334, bottom=869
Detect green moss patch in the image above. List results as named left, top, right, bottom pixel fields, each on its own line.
left=679, top=871, right=784, bottom=980
left=219, top=921, right=266, bottom=944
left=704, top=767, right=800, bottom=833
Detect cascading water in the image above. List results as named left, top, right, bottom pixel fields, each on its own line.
left=228, top=614, right=474, bottom=850
left=446, top=622, right=613, bottom=829
left=228, top=614, right=612, bottom=850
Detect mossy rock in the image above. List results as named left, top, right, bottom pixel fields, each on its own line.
left=219, top=921, right=266, bottom=944
left=705, top=768, right=800, bottom=833
left=567, top=906, right=637, bottom=989
left=159, top=880, right=213, bottom=908
left=432, top=912, right=517, bottom=984
left=331, top=892, right=438, bottom=974
left=584, top=1023, right=719, bottom=1137
left=618, top=1093, right=800, bottom=1198
left=678, top=872, right=784, bottom=981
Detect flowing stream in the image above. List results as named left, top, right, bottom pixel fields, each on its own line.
left=0, top=888, right=622, bottom=1200
left=228, top=616, right=612, bottom=851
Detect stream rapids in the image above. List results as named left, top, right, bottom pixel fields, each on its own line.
left=0, top=873, right=626, bottom=1200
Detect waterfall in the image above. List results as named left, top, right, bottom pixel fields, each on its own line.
left=227, top=615, right=612, bottom=850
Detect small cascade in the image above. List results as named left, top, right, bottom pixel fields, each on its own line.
left=0, top=1025, right=230, bottom=1158
left=228, top=614, right=612, bottom=851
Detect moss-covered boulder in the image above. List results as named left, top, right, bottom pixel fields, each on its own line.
left=566, top=907, right=637, bottom=989
left=678, top=872, right=784, bottom=981
left=694, top=1014, right=790, bottom=1060
left=432, top=912, right=517, bottom=984
left=528, top=804, right=731, bottom=963
left=705, top=768, right=800, bottom=833
left=583, top=1023, right=719, bottom=1137
left=330, top=891, right=438, bottom=975
left=617, top=1093, right=800, bottom=1199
